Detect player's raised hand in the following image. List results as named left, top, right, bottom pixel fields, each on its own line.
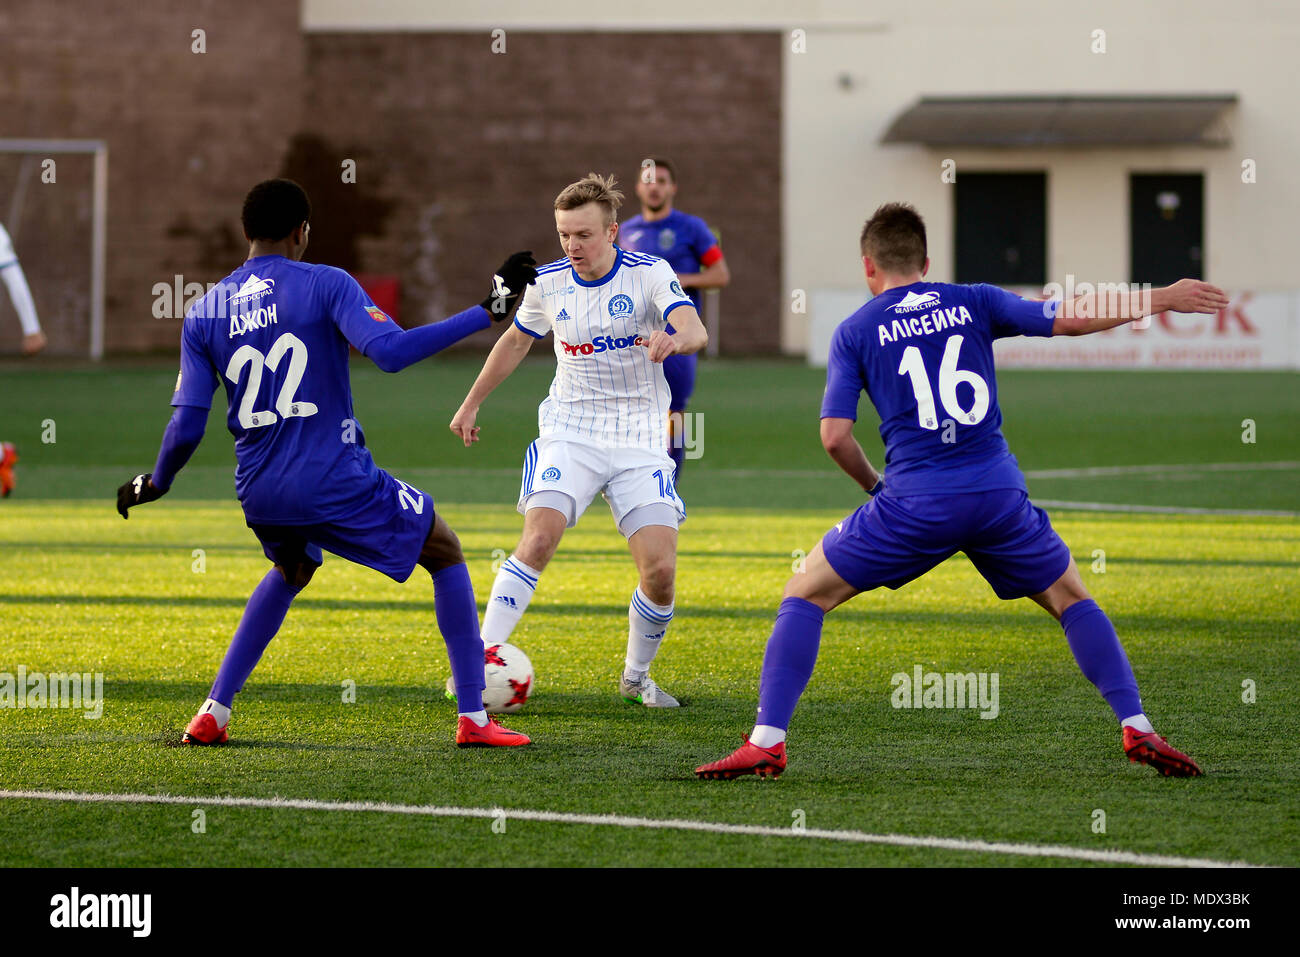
left=481, top=251, right=538, bottom=321
left=1163, top=279, right=1230, bottom=314
left=645, top=330, right=678, bottom=363
left=116, top=473, right=167, bottom=519
left=449, top=403, right=481, bottom=447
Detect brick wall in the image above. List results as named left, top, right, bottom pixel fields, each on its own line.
left=0, top=12, right=782, bottom=354
left=0, top=0, right=304, bottom=355
left=301, top=31, right=782, bottom=352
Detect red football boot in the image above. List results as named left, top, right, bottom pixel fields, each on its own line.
left=181, top=711, right=229, bottom=745
left=0, top=443, right=17, bottom=498
left=695, top=736, right=787, bottom=779
left=456, top=715, right=531, bottom=748
left=1123, top=726, right=1202, bottom=777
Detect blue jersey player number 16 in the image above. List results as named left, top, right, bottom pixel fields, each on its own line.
left=695, top=201, right=1228, bottom=781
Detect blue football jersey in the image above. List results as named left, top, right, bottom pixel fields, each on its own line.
left=820, top=282, right=1059, bottom=495
left=620, top=210, right=721, bottom=312
left=172, top=254, right=402, bottom=524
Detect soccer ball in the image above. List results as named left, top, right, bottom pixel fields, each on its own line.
left=446, top=643, right=534, bottom=714
left=483, top=643, right=534, bottom=714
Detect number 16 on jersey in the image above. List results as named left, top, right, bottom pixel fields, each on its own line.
left=896, top=334, right=990, bottom=430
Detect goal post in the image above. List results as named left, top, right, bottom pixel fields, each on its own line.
left=0, top=139, right=107, bottom=359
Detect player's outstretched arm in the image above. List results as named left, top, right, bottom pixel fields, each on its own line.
left=449, top=324, right=535, bottom=447
left=1053, top=278, right=1229, bottom=336
left=362, top=252, right=538, bottom=373
left=116, top=404, right=208, bottom=518
left=820, top=417, right=881, bottom=494
left=647, top=305, right=708, bottom=362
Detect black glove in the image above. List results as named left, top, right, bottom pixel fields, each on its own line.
left=117, top=473, right=167, bottom=519
left=481, top=251, right=537, bottom=320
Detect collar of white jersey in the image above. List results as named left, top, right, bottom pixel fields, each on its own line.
left=571, top=246, right=626, bottom=288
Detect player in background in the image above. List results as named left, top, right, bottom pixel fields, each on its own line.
left=696, top=202, right=1227, bottom=780
left=0, top=221, right=47, bottom=355
left=450, top=173, right=708, bottom=708
left=116, top=178, right=537, bottom=748
left=620, top=159, right=729, bottom=485
left=1, top=222, right=49, bottom=492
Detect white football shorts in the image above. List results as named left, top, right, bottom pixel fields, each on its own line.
left=516, top=433, right=686, bottom=535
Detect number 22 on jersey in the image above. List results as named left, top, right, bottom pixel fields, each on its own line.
left=224, top=332, right=319, bottom=429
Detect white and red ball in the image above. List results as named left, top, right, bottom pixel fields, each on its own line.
left=448, top=643, right=535, bottom=714
left=482, top=642, right=534, bottom=714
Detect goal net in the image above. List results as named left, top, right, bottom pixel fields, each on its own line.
left=0, top=140, right=107, bottom=358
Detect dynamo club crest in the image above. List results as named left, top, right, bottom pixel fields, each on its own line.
left=608, top=294, right=635, bottom=318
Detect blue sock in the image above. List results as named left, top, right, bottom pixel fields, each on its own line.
left=1060, top=599, right=1143, bottom=722
left=434, top=563, right=486, bottom=714
left=755, top=597, right=825, bottom=731
left=209, top=569, right=300, bottom=707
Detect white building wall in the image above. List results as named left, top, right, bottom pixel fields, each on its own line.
left=783, top=1, right=1300, bottom=356
left=303, top=0, right=1300, bottom=362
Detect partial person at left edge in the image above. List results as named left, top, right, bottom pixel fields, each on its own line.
left=115, top=178, right=539, bottom=749
left=0, top=220, right=47, bottom=355
left=0, top=220, right=50, bottom=496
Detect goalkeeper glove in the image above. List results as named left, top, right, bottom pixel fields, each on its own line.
left=481, top=251, right=538, bottom=320
left=117, top=473, right=167, bottom=519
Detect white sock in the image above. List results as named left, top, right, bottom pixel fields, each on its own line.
left=1, top=263, right=41, bottom=336
left=1121, top=713, right=1155, bottom=734
left=199, top=698, right=231, bottom=727
left=625, top=587, right=674, bottom=675
left=750, top=725, right=786, bottom=748
left=459, top=709, right=488, bottom=727
left=482, top=556, right=540, bottom=645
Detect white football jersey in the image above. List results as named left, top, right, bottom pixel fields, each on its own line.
left=0, top=223, right=16, bottom=269
left=513, top=246, right=694, bottom=450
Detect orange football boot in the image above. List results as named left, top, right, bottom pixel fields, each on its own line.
left=456, top=715, right=531, bottom=748
left=1123, top=726, right=1202, bottom=777
left=181, top=711, right=230, bottom=745
left=695, top=735, right=787, bottom=779
left=0, top=442, right=17, bottom=498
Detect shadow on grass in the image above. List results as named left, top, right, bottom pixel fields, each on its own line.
left=0, top=593, right=1289, bottom=639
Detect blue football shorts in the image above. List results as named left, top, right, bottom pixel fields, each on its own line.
left=820, top=488, right=1071, bottom=600
left=248, top=469, right=435, bottom=583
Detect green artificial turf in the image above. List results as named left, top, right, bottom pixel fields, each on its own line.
left=0, top=358, right=1296, bottom=866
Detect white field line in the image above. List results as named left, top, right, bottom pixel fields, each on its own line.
left=1035, top=500, right=1296, bottom=517
left=1023, top=461, right=1300, bottom=479
left=31, top=462, right=1299, bottom=517
left=0, top=789, right=1260, bottom=868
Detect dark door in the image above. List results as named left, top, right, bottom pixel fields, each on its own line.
left=954, top=172, right=1046, bottom=286
left=1130, top=173, right=1204, bottom=285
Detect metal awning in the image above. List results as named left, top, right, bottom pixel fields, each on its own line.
left=881, top=95, right=1237, bottom=147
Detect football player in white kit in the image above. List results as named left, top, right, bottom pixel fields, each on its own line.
left=450, top=173, right=708, bottom=707
left=0, top=222, right=46, bottom=355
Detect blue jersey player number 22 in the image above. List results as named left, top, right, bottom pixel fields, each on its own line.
left=116, top=178, right=540, bottom=749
